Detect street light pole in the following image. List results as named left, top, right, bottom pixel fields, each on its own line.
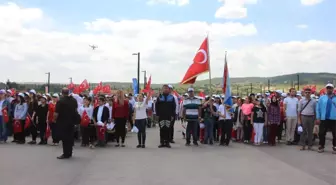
left=142, top=70, right=147, bottom=89
left=45, top=72, right=50, bottom=93
left=69, top=77, right=72, bottom=84
left=132, top=52, right=140, bottom=94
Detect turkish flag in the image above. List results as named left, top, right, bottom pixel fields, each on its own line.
left=72, top=85, right=80, bottom=94
left=93, top=82, right=103, bottom=95
left=78, top=79, right=90, bottom=93
left=24, top=116, right=32, bottom=129
left=319, top=88, right=326, bottom=95
left=102, top=85, right=111, bottom=94
left=173, top=90, right=180, bottom=98
left=81, top=110, right=91, bottom=127
left=199, top=91, right=205, bottom=98
left=13, top=120, right=22, bottom=133
left=48, top=103, right=55, bottom=123
left=142, top=75, right=152, bottom=93
left=181, top=37, right=209, bottom=84
left=67, top=82, right=75, bottom=90
left=96, top=125, right=106, bottom=141
left=303, top=85, right=317, bottom=93
left=45, top=124, right=51, bottom=139
left=10, top=88, right=16, bottom=96
left=1, top=107, right=9, bottom=123
left=231, top=128, right=236, bottom=139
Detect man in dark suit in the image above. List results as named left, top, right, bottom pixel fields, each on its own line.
left=92, top=96, right=109, bottom=147
left=54, top=88, right=78, bottom=159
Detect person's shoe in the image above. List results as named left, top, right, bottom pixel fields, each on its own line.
left=17, top=141, right=25, bottom=144
left=28, top=141, right=36, bottom=144
left=121, top=143, right=125, bottom=147
left=57, top=155, right=71, bottom=159
left=11, top=140, right=18, bottom=143
left=317, top=147, right=324, bottom=153
left=158, top=144, right=165, bottom=148
left=165, top=143, right=171, bottom=148
left=115, top=144, right=120, bottom=147
left=286, top=141, right=291, bottom=145
left=170, top=140, right=175, bottom=144
left=193, top=142, right=199, bottom=146
left=89, top=144, right=95, bottom=149
left=219, top=143, right=225, bottom=146
left=299, top=146, right=306, bottom=151
left=209, top=141, right=213, bottom=145
left=136, top=145, right=141, bottom=148
left=141, top=145, right=145, bottom=148
left=38, top=141, right=44, bottom=145
left=185, top=142, right=191, bottom=146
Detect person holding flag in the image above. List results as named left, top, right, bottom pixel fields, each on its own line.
left=13, top=93, right=28, bottom=144
left=79, top=96, right=94, bottom=148
left=0, top=89, right=11, bottom=143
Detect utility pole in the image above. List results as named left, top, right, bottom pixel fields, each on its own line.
left=45, top=72, right=50, bottom=93
left=132, top=52, right=140, bottom=94
left=267, top=79, right=270, bottom=92
left=236, top=85, right=239, bottom=96
left=69, top=77, right=72, bottom=84
left=142, top=70, right=147, bottom=89
left=297, top=74, right=300, bottom=90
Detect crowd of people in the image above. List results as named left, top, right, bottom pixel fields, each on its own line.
left=0, top=82, right=335, bottom=159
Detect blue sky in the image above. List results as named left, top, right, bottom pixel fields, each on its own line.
left=3, top=0, right=335, bottom=42
left=1, top=0, right=335, bottom=83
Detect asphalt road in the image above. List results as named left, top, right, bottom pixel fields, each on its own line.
left=0, top=123, right=335, bottom=185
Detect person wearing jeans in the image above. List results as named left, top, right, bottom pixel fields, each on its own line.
left=202, top=98, right=216, bottom=145
left=133, top=93, right=151, bottom=148
left=284, top=88, right=299, bottom=145
left=0, top=89, right=11, bottom=143
left=218, top=102, right=233, bottom=146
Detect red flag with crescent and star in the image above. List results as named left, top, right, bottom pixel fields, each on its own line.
left=45, top=124, right=51, bottom=139
left=97, top=125, right=106, bottom=141
left=78, top=79, right=90, bottom=93
left=1, top=107, right=9, bottom=123
left=93, top=82, right=103, bottom=95
left=102, top=85, right=111, bottom=94
left=24, top=116, right=32, bottom=129
left=81, top=110, right=91, bottom=127
left=13, top=120, right=22, bottom=133
left=142, top=75, right=153, bottom=95
left=181, top=37, right=209, bottom=84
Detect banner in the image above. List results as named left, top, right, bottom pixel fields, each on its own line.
left=132, top=78, right=138, bottom=95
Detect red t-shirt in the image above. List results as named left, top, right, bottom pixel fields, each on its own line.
left=48, top=103, right=56, bottom=123
left=112, top=100, right=129, bottom=119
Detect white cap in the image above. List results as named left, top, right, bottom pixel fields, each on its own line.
left=265, top=93, right=270, bottom=96
left=184, top=93, right=188, bottom=96
left=24, top=92, right=29, bottom=96
left=45, top=93, right=51, bottom=97
left=41, top=95, right=47, bottom=100
left=52, top=93, right=59, bottom=98
left=18, top=93, right=25, bottom=97
left=29, top=89, right=36, bottom=94
left=310, top=94, right=316, bottom=99
left=296, top=93, right=301, bottom=97
left=168, top=84, right=173, bottom=89
left=281, top=93, right=287, bottom=97
left=297, top=91, right=301, bottom=94
left=276, top=90, right=282, bottom=93
left=187, top=87, right=194, bottom=92
left=6, top=89, right=12, bottom=94
left=326, top=83, right=334, bottom=88
left=256, top=93, right=261, bottom=96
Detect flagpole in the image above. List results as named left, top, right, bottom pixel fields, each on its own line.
left=207, top=32, right=212, bottom=96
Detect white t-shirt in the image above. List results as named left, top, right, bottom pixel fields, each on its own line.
left=218, top=104, right=231, bottom=120
left=284, top=96, right=298, bottom=117
left=78, top=105, right=93, bottom=119
left=134, top=101, right=148, bottom=120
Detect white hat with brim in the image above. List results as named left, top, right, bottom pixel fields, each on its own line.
left=187, top=88, right=194, bottom=92
left=326, top=83, right=334, bottom=88
left=29, top=89, right=36, bottom=94
left=18, top=93, right=25, bottom=97
left=6, top=89, right=12, bottom=94
left=25, top=92, right=29, bottom=96
left=41, top=95, right=47, bottom=100
left=52, top=93, right=59, bottom=98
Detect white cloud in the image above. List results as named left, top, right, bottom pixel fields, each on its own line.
left=301, top=0, right=323, bottom=6
left=147, top=0, right=189, bottom=6
left=0, top=2, right=335, bottom=85
left=215, top=0, right=258, bottom=19
left=296, top=24, right=308, bottom=29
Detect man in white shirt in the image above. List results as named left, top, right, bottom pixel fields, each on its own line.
left=283, top=88, right=299, bottom=145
